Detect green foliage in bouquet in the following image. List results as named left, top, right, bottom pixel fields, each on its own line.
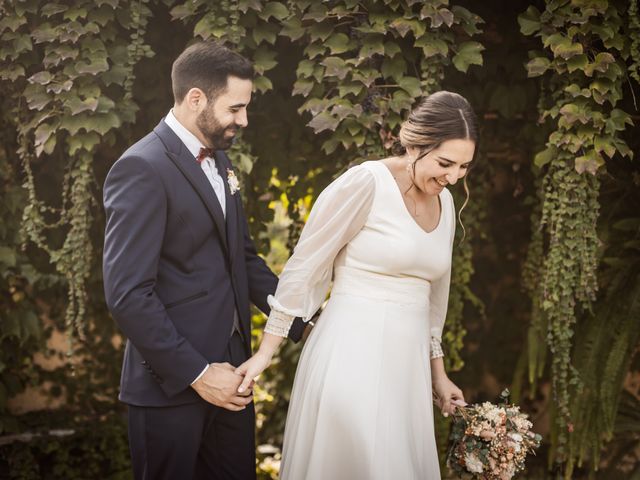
left=447, top=389, right=542, bottom=480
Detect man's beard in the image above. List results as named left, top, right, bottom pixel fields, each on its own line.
left=196, top=106, right=238, bottom=150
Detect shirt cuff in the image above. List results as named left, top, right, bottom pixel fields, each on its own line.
left=190, top=364, right=209, bottom=385
left=264, top=309, right=295, bottom=338
left=430, top=336, right=444, bottom=359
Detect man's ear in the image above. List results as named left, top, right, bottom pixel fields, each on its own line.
left=184, top=87, right=207, bottom=112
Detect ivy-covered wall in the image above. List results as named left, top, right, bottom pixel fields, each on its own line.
left=0, top=0, right=638, bottom=478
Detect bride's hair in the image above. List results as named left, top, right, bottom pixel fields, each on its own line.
left=396, top=91, right=479, bottom=241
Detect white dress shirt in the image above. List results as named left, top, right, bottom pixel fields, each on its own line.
left=164, top=110, right=226, bottom=216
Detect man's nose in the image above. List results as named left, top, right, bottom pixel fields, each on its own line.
left=236, top=110, right=248, bottom=128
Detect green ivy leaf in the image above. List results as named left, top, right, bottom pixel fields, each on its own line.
left=359, top=36, right=385, bottom=59
left=87, top=5, right=115, bottom=26
left=593, top=135, right=616, bottom=158
left=526, top=57, right=550, bottom=77
left=296, top=60, right=315, bottom=79
left=321, top=57, right=348, bottom=80
left=252, top=23, right=279, bottom=45
left=34, top=122, right=58, bottom=157
left=564, top=83, right=589, bottom=98
left=309, top=22, right=333, bottom=42
left=326, top=33, right=351, bottom=55
left=550, top=36, right=584, bottom=60
left=302, top=3, right=328, bottom=22
left=390, top=89, right=413, bottom=112
left=391, top=18, right=424, bottom=38
left=63, top=7, right=88, bottom=22
left=331, top=102, right=363, bottom=121
left=518, top=6, right=541, bottom=35
left=252, top=75, right=273, bottom=94
left=253, top=46, right=278, bottom=75
left=0, top=13, right=27, bottom=32
left=575, top=149, right=603, bottom=174
left=352, top=67, right=378, bottom=87
left=381, top=56, right=406, bottom=82
left=63, top=96, right=99, bottom=115
left=0, top=64, right=25, bottom=81
left=261, top=2, right=289, bottom=21
left=534, top=145, right=557, bottom=168
left=416, top=37, right=448, bottom=58
left=28, top=71, right=53, bottom=85
left=307, top=111, right=339, bottom=133
left=67, top=131, right=101, bottom=155
left=75, top=57, right=109, bottom=75
left=337, top=83, right=364, bottom=97
left=238, top=0, right=262, bottom=13
left=398, top=76, right=421, bottom=97
left=303, top=43, right=327, bottom=59
left=452, top=41, right=484, bottom=73
left=605, top=109, right=633, bottom=134
left=279, top=17, right=304, bottom=41
left=451, top=5, right=483, bottom=35
left=169, top=4, right=195, bottom=20
left=13, top=34, right=33, bottom=54
left=566, top=54, right=588, bottom=73
left=292, top=78, right=314, bottom=97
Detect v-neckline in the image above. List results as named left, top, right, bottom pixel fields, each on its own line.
left=377, top=161, right=444, bottom=235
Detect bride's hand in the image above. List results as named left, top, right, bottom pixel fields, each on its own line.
left=433, top=375, right=466, bottom=417
left=234, top=350, right=273, bottom=393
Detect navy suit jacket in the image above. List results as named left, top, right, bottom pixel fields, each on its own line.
left=103, top=120, right=304, bottom=407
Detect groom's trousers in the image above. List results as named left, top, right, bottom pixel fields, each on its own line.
left=127, top=331, right=256, bottom=480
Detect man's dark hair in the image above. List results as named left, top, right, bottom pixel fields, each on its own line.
left=171, top=41, right=254, bottom=104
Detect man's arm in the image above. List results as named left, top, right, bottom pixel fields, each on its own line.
left=103, top=155, right=207, bottom=397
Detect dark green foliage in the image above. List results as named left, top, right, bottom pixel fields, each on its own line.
left=0, top=411, right=131, bottom=479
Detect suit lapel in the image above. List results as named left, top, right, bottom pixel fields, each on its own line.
left=154, top=121, right=229, bottom=254
left=215, top=151, right=240, bottom=264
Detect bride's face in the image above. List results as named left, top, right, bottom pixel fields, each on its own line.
left=409, top=139, right=475, bottom=196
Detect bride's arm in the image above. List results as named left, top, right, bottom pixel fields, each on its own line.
left=235, top=165, right=376, bottom=392
left=429, top=191, right=466, bottom=415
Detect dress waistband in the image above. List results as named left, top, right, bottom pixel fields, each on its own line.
left=331, top=266, right=431, bottom=306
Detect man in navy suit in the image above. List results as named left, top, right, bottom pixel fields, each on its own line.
left=103, top=41, right=306, bottom=480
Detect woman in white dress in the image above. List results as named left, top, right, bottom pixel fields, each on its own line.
left=236, top=91, right=478, bottom=479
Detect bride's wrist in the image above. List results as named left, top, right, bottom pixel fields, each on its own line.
left=257, top=346, right=275, bottom=362
left=430, top=357, right=447, bottom=382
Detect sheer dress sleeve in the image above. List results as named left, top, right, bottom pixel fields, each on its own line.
left=264, top=165, right=375, bottom=337
left=428, top=190, right=456, bottom=359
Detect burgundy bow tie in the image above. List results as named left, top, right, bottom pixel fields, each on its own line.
left=196, top=147, right=215, bottom=163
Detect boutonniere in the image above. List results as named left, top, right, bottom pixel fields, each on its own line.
left=227, top=168, right=240, bottom=195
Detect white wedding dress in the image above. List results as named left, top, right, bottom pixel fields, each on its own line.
left=264, top=160, right=455, bottom=480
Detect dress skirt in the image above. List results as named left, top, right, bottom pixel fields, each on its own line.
left=279, top=266, right=442, bottom=480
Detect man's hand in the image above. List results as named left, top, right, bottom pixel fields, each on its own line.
left=191, top=362, right=253, bottom=411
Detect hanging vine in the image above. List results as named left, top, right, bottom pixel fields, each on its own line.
left=0, top=0, right=154, bottom=341
left=519, top=0, right=635, bottom=469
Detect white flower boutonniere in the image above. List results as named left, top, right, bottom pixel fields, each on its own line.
left=227, top=168, right=240, bottom=195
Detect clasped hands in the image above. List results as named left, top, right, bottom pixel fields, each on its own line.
left=191, top=362, right=255, bottom=411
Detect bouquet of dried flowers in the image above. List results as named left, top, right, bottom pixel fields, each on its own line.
left=447, top=389, right=542, bottom=479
